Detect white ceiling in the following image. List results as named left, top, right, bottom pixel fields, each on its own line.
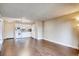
left=0, top=3, right=79, bottom=21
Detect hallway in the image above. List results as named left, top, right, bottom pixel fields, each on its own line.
left=0, top=38, right=78, bottom=56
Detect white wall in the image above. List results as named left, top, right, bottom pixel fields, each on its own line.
left=31, top=24, right=37, bottom=39
left=0, top=18, right=3, bottom=50
left=31, top=21, right=44, bottom=40
left=44, top=19, right=78, bottom=49
left=4, top=21, right=15, bottom=39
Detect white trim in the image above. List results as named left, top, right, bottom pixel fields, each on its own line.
left=44, top=39, right=78, bottom=49
left=31, top=37, right=78, bottom=49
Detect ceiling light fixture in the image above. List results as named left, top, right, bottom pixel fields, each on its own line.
left=75, top=16, right=79, bottom=21
left=77, top=24, right=79, bottom=27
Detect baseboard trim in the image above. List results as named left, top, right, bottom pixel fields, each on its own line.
left=31, top=37, right=78, bottom=50
left=31, top=37, right=44, bottom=40
left=4, top=38, right=14, bottom=40
left=43, top=39, right=78, bottom=50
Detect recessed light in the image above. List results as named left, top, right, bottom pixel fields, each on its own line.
left=75, top=16, right=79, bottom=21
left=77, top=24, right=79, bottom=26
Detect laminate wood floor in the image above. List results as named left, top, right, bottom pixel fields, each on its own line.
left=0, top=38, right=79, bottom=56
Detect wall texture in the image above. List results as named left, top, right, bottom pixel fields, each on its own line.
left=31, top=21, right=44, bottom=40
left=0, top=18, right=3, bottom=50
left=4, top=21, right=15, bottom=39
left=31, top=24, right=37, bottom=39
left=44, top=19, right=78, bottom=49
